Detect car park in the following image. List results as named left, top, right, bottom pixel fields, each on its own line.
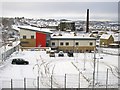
left=11, top=58, right=29, bottom=65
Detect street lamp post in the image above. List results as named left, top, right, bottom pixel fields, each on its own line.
left=83, top=49, right=86, bottom=70
left=93, top=48, right=96, bottom=88
left=96, top=58, right=99, bottom=84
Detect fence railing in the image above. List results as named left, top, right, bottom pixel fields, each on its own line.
left=0, top=41, right=20, bottom=62
left=0, top=71, right=119, bottom=89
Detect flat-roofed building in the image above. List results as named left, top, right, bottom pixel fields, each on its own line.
left=50, top=36, right=96, bottom=52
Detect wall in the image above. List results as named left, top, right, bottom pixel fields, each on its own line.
left=36, top=32, right=46, bottom=47
left=50, top=39, right=96, bottom=52
left=20, top=29, right=36, bottom=39
left=0, top=43, right=20, bottom=61
left=51, top=40, right=96, bottom=47
left=20, top=39, right=36, bottom=47
left=100, top=36, right=114, bottom=47
left=20, top=29, right=47, bottom=47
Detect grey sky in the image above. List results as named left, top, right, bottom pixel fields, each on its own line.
left=0, top=2, right=118, bottom=21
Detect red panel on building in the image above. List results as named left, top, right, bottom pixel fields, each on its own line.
left=36, top=32, right=46, bottom=47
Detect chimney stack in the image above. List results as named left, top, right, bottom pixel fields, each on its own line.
left=86, top=9, right=89, bottom=33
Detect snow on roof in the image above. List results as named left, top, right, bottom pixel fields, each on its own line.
left=51, top=36, right=96, bottom=40
left=12, top=25, right=20, bottom=31
left=48, top=22, right=59, bottom=26
left=18, top=25, right=52, bottom=34
left=61, top=20, right=75, bottom=23
left=109, top=43, right=119, bottom=45
left=0, top=41, right=20, bottom=54
left=113, top=36, right=120, bottom=41
left=100, top=34, right=112, bottom=39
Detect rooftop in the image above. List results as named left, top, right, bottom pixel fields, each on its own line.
left=100, top=34, right=112, bottom=39
left=18, top=25, right=53, bottom=34
left=12, top=25, right=20, bottom=32
left=51, top=36, right=96, bottom=40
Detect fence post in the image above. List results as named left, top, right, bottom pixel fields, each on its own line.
left=106, top=69, right=109, bottom=90
left=37, top=76, right=39, bottom=90
left=24, top=78, right=26, bottom=90
left=78, top=72, right=80, bottom=89
left=11, top=79, right=13, bottom=90
left=64, top=74, right=66, bottom=90
left=51, top=75, right=53, bottom=90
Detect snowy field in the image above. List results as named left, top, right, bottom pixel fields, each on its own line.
left=0, top=50, right=119, bottom=89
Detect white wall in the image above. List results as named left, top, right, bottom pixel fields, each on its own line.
left=51, top=39, right=96, bottom=47
left=75, top=40, right=96, bottom=46
left=20, top=29, right=36, bottom=39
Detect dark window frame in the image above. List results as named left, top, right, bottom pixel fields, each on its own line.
left=23, top=35, right=26, bottom=39
left=52, top=42, right=55, bottom=46
left=66, top=42, right=69, bottom=46
left=31, top=35, right=34, bottom=39
left=90, top=42, right=93, bottom=46
left=60, top=42, right=64, bottom=46
left=75, top=42, right=79, bottom=46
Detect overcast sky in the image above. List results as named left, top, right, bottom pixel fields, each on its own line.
left=0, top=2, right=118, bottom=21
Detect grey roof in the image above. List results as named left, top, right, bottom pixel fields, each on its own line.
left=51, top=36, right=96, bottom=40
left=18, top=26, right=52, bottom=34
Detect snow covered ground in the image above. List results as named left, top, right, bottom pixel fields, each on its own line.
left=0, top=50, right=119, bottom=89
left=97, top=47, right=119, bottom=55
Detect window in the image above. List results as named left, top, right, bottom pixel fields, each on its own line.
left=52, top=42, right=55, bottom=46
left=31, top=35, right=34, bottom=39
left=75, top=42, right=79, bottom=46
left=60, top=42, right=64, bottom=46
left=90, top=42, right=93, bottom=46
left=66, top=42, right=69, bottom=46
left=23, top=35, right=26, bottom=39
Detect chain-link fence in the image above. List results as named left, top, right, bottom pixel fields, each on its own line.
left=0, top=70, right=119, bottom=89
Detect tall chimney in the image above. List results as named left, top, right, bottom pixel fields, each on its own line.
left=86, top=9, right=89, bottom=33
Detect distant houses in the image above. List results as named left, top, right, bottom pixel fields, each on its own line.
left=17, top=23, right=119, bottom=51
left=100, top=34, right=114, bottom=47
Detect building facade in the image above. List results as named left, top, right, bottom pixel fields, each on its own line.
left=100, top=34, right=114, bottom=47
left=50, top=36, right=96, bottom=52
left=59, top=21, right=75, bottom=31
left=19, top=26, right=52, bottom=47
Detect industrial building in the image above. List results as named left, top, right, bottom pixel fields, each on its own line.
left=59, top=21, right=75, bottom=31
left=19, top=26, right=52, bottom=47
left=50, top=36, right=96, bottom=52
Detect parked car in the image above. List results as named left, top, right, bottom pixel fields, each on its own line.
left=49, top=50, right=55, bottom=57
left=11, top=58, right=29, bottom=65
left=51, top=47, right=58, bottom=53
left=46, top=48, right=51, bottom=54
left=67, top=51, right=74, bottom=57
left=58, top=51, right=64, bottom=57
